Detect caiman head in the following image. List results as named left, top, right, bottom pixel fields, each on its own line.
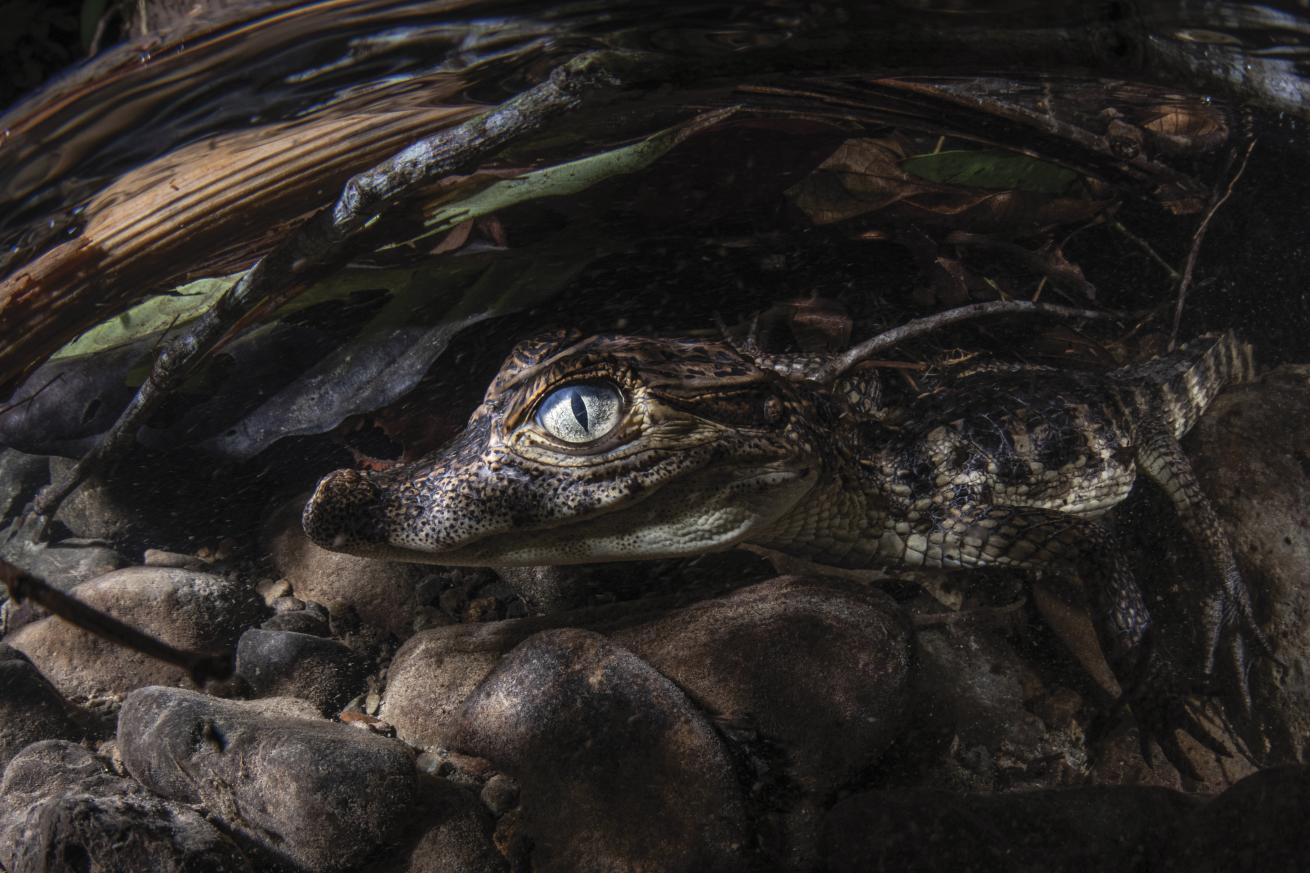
left=302, top=331, right=828, bottom=565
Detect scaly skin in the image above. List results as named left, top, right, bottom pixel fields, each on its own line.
left=303, top=328, right=1268, bottom=766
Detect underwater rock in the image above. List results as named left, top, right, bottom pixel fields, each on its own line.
left=478, top=772, right=519, bottom=817
left=0, top=645, right=86, bottom=773
left=910, top=611, right=1085, bottom=792
left=235, top=628, right=370, bottom=715
left=822, top=781, right=1198, bottom=873
left=824, top=764, right=1310, bottom=873
left=0, top=740, right=250, bottom=873
left=382, top=624, right=510, bottom=749
left=266, top=496, right=425, bottom=638
left=118, top=686, right=417, bottom=872
left=493, top=565, right=589, bottom=613
left=617, top=577, right=910, bottom=792
left=0, top=448, right=47, bottom=523
left=1170, top=765, right=1310, bottom=872
left=46, top=457, right=137, bottom=544
left=6, top=566, right=262, bottom=702
left=0, top=525, right=129, bottom=634
left=454, top=629, right=750, bottom=873
left=1187, top=365, right=1310, bottom=764
left=142, top=548, right=212, bottom=570
left=382, top=578, right=913, bottom=869
left=379, top=776, right=507, bottom=873
left=260, top=598, right=332, bottom=636
left=612, top=576, right=912, bottom=868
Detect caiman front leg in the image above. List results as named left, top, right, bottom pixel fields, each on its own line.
left=1134, top=421, right=1273, bottom=712
left=904, top=502, right=1219, bottom=770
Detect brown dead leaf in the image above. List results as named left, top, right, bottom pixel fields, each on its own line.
left=476, top=215, right=509, bottom=248
left=930, top=256, right=972, bottom=306
left=785, top=296, right=852, bottom=352
left=786, top=137, right=925, bottom=224
left=430, top=219, right=475, bottom=255
left=1141, top=103, right=1230, bottom=154
left=339, top=710, right=394, bottom=735
left=787, top=136, right=1109, bottom=236
left=0, top=103, right=479, bottom=392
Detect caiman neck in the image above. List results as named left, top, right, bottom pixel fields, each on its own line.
left=753, top=465, right=890, bottom=569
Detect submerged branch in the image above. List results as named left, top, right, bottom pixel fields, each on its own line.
left=813, top=300, right=1130, bottom=384
left=0, top=559, right=233, bottom=683
left=1169, top=138, right=1257, bottom=349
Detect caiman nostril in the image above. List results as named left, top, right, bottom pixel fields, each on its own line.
left=302, top=469, right=383, bottom=548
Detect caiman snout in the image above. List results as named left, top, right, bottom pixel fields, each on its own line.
left=302, top=468, right=387, bottom=552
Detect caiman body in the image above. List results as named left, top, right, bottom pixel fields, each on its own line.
left=303, top=328, right=1266, bottom=750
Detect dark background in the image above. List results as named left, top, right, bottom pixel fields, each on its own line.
left=0, top=0, right=123, bottom=110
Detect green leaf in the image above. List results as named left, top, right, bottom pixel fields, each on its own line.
left=52, top=262, right=458, bottom=367
left=415, top=108, right=734, bottom=240
left=52, top=274, right=240, bottom=361
left=901, top=149, right=1082, bottom=196
left=51, top=111, right=732, bottom=372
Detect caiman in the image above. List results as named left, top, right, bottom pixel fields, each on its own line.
left=302, top=328, right=1269, bottom=761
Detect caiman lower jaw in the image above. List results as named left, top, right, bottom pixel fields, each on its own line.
left=450, top=465, right=817, bottom=566
left=304, top=464, right=818, bottom=567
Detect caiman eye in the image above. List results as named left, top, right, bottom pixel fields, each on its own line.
left=536, top=382, right=623, bottom=444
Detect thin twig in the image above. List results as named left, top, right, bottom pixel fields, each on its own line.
left=0, top=559, right=233, bottom=683
left=1031, top=275, right=1048, bottom=302
left=0, top=371, right=63, bottom=419
left=32, top=50, right=662, bottom=530
left=1169, top=139, right=1256, bottom=350
left=947, top=231, right=1098, bottom=301
left=849, top=359, right=928, bottom=371
left=811, top=300, right=1131, bottom=384
left=1111, top=220, right=1180, bottom=282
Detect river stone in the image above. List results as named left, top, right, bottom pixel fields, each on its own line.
left=6, top=567, right=263, bottom=702
left=617, top=577, right=910, bottom=792
left=910, top=613, right=1081, bottom=792
left=1169, top=765, right=1310, bottom=872
left=260, top=600, right=331, bottom=636
left=0, top=448, right=47, bottom=523
left=824, top=763, right=1310, bottom=872
left=0, top=519, right=130, bottom=634
left=266, top=496, right=424, bottom=637
left=118, top=686, right=418, bottom=871
left=373, top=776, right=506, bottom=873
left=823, top=782, right=1199, bottom=873
left=454, top=628, right=750, bottom=873
left=0, top=740, right=250, bottom=873
left=381, top=625, right=511, bottom=749
left=612, top=576, right=911, bottom=867
left=379, top=580, right=912, bottom=868
left=493, top=565, right=588, bottom=613
left=47, top=456, right=135, bottom=544
left=142, top=548, right=212, bottom=570
left=0, top=534, right=128, bottom=595
left=479, top=773, right=519, bottom=817
left=0, top=645, right=86, bottom=772
left=1186, top=365, right=1310, bottom=763
left=235, top=628, right=370, bottom=714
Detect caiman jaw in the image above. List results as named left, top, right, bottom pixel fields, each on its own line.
left=301, top=332, right=824, bottom=565
left=302, top=468, right=390, bottom=553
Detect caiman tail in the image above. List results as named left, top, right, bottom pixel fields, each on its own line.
left=1121, top=331, right=1256, bottom=439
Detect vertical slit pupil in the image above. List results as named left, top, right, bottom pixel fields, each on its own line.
left=570, top=389, right=589, bottom=431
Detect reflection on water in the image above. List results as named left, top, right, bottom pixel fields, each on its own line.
left=3, top=1, right=1308, bottom=250
left=1, top=2, right=1307, bottom=384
